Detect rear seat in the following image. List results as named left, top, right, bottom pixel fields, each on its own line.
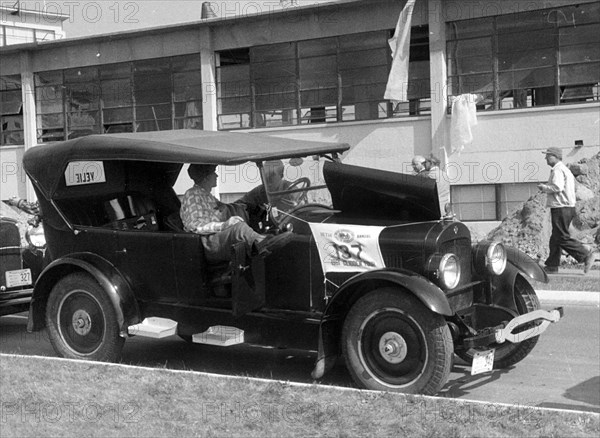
left=104, top=194, right=159, bottom=231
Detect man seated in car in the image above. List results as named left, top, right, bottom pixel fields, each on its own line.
left=180, top=164, right=292, bottom=263
left=237, top=160, right=294, bottom=226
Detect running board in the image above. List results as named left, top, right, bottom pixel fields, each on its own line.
left=192, top=325, right=245, bottom=346
left=128, top=317, right=178, bottom=338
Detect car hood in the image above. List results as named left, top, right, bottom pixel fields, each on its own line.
left=323, top=161, right=441, bottom=222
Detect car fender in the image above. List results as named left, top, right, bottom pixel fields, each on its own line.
left=311, top=269, right=452, bottom=379
left=27, top=252, right=141, bottom=336
left=328, top=268, right=452, bottom=317
left=488, top=262, right=525, bottom=311
left=505, top=247, right=548, bottom=283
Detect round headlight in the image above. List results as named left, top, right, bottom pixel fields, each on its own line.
left=439, top=253, right=461, bottom=289
left=26, top=225, right=46, bottom=249
left=486, top=242, right=507, bottom=275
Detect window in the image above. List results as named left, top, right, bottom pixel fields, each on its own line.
left=65, top=67, right=101, bottom=139
left=217, top=48, right=251, bottom=130
left=253, top=42, right=299, bottom=127
left=36, top=71, right=65, bottom=142
left=34, top=55, right=203, bottom=141
left=0, top=26, right=57, bottom=46
left=216, top=28, right=430, bottom=130
left=451, top=183, right=540, bottom=221
left=299, top=37, right=338, bottom=124
left=134, top=60, right=172, bottom=132
left=447, top=2, right=600, bottom=110
left=339, top=32, right=390, bottom=122
left=498, top=183, right=540, bottom=218
left=3, top=26, right=34, bottom=45
left=173, top=55, right=203, bottom=130
left=1, top=75, right=23, bottom=146
left=34, top=29, right=56, bottom=42
left=392, top=25, right=432, bottom=117
left=100, top=63, right=134, bottom=134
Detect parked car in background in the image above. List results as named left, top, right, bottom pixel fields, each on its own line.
left=0, top=199, right=46, bottom=316
left=23, top=130, right=562, bottom=395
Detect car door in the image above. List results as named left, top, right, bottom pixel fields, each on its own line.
left=115, top=230, right=177, bottom=303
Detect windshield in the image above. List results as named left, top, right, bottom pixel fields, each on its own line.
left=260, top=156, right=333, bottom=216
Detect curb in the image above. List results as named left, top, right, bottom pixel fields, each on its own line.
left=537, top=289, right=599, bottom=305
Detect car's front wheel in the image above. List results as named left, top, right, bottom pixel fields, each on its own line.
left=342, top=288, right=453, bottom=395
left=45, top=273, right=124, bottom=362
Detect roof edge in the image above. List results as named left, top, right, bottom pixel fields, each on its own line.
left=0, top=6, right=70, bottom=21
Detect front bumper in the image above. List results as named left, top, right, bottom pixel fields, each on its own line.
left=463, top=307, right=563, bottom=349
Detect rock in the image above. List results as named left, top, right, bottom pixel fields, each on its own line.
left=569, top=163, right=588, bottom=176
left=575, top=183, right=595, bottom=201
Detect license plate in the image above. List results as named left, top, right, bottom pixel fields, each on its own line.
left=471, top=349, right=495, bottom=375
left=5, top=269, right=32, bottom=288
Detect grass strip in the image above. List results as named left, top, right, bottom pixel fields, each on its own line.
left=1, top=354, right=598, bottom=438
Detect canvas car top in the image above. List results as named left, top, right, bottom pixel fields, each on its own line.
left=23, top=130, right=350, bottom=199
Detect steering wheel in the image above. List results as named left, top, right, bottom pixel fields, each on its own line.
left=283, top=177, right=311, bottom=205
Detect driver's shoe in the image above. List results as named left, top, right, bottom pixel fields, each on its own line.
left=255, top=231, right=293, bottom=257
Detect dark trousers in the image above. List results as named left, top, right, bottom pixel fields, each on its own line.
left=545, top=207, right=589, bottom=267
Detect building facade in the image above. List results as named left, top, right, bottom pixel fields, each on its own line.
left=1, top=0, right=598, bottom=225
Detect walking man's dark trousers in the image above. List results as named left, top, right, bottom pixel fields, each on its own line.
left=546, top=206, right=589, bottom=267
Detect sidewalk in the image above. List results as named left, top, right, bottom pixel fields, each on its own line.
left=537, top=268, right=599, bottom=305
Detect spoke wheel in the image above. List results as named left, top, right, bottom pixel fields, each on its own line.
left=45, top=273, right=124, bottom=362
left=342, top=288, right=452, bottom=395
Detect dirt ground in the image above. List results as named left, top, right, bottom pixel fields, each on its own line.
left=488, top=152, right=600, bottom=266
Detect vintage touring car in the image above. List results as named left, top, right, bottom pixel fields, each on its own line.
left=23, top=130, right=561, bottom=395
left=1, top=200, right=46, bottom=316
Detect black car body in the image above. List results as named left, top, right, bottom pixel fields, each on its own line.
left=0, top=202, right=45, bottom=316
left=23, top=130, right=561, bottom=395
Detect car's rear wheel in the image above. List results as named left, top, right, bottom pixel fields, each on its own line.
left=45, top=273, right=124, bottom=362
left=457, top=275, right=540, bottom=369
left=342, top=288, right=453, bottom=395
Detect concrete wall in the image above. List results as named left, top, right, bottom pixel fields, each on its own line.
left=447, top=103, right=600, bottom=186
left=211, top=0, right=427, bottom=50
left=442, top=0, right=598, bottom=21
left=0, top=146, right=28, bottom=198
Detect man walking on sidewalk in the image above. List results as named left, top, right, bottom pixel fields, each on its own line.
left=538, top=147, right=597, bottom=274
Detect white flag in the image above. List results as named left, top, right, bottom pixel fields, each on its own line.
left=450, top=93, right=479, bottom=155
left=384, top=0, right=417, bottom=103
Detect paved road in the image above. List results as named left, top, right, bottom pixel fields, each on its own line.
left=1, top=303, right=598, bottom=413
